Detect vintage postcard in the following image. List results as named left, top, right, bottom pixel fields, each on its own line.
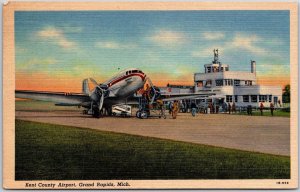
left=3, top=1, right=298, bottom=189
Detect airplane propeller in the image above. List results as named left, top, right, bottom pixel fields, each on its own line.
left=149, top=86, right=161, bottom=104
left=98, top=88, right=104, bottom=111
left=89, top=78, right=107, bottom=117
left=89, top=78, right=99, bottom=87
left=144, top=77, right=161, bottom=104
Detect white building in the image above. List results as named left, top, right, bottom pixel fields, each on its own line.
left=194, top=49, right=282, bottom=107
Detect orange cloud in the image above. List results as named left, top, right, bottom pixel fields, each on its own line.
left=256, top=75, right=290, bottom=89
left=16, top=72, right=82, bottom=92
left=149, top=72, right=194, bottom=87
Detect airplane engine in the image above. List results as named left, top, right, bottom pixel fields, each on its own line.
left=88, top=78, right=110, bottom=118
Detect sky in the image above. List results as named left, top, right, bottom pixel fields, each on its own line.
left=15, top=11, right=290, bottom=92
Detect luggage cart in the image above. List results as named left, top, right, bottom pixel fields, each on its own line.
left=136, top=97, right=166, bottom=119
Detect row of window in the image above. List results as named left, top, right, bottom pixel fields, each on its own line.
left=226, top=95, right=272, bottom=103
left=125, top=70, right=142, bottom=75
left=215, top=79, right=251, bottom=87
left=197, top=79, right=253, bottom=87
left=206, top=66, right=229, bottom=73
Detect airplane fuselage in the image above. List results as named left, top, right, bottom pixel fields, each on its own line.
left=104, top=68, right=146, bottom=98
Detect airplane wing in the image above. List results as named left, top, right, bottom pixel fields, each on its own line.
left=123, top=92, right=215, bottom=105
left=15, top=90, right=90, bottom=106
left=161, top=94, right=212, bottom=102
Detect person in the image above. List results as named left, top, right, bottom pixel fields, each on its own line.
left=157, top=99, right=165, bottom=118
left=144, top=84, right=151, bottom=102
left=278, top=99, right=281, bottom=107
left=191, top=101, right=197, bottom=117
left=168, top=101, right=173, bottom=114
left=260, top=102, right=264, bottom=116
left=222, top=102, right=227, bottom=113
left=228, top=103, right=231, bottom=114
left=172, top=100, right=179, bottom=119
left=232, top=102, right=236, bottom=113
left=247, top=105, right=252, bottom=116
left=270, top=102, right=274, bottom=116
left=208, top=102, right=212, bottom=114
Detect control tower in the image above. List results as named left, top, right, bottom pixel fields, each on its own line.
left=204, top=49, right=229, bottom=73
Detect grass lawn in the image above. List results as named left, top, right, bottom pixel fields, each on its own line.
left=15, top=119, right=290, bottom=180
left=233, top=110, right=290, bottom=117
left=15, top=100, right=80, bottom=111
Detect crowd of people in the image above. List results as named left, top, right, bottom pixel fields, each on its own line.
left=206, top=102, right=237, bottom=114
left=141, top=84, right=278, bottom=119
left=167, top=100, right=277, bottom=118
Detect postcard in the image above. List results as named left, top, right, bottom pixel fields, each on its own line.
left=3, top=1, right=298, bottom=189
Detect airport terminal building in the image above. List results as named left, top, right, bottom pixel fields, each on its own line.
left=161, top=49, right=282, bottom=107
left=194, top=50, right=282, bottom=107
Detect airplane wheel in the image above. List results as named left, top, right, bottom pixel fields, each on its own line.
left=108, top=108, right=113, bottom=116
left=93, top=108, right=100, bottom=118
left=136, top=111, right=141, bottom=118
left=140, top=111, right=148, bottom=119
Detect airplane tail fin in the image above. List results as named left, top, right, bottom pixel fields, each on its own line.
left=82, top=79, right=90, bottom=95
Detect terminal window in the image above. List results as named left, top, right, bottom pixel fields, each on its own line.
left=197, top=81, right=203, bottom=87
left=213, top=66, right=219, bottom=72
left=226, top=95, right=233, bottom=102
left=205, top=80, right=212, bottom=87
left=234, top=80, right=240, bottom=86
left=243, top=95, right=249, bottom=102
left=259, top=95, right=268, bottom=102
left=207, top=67, right=211, bottom=73
left=215, top=79, right=223, bottom=86
left=245, top=80, right=253, bottom=86
left=224, top=79, right=233, bottom=86
left=251, top=95, right=258, bottom=102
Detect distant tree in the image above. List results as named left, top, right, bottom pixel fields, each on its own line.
left=282, top=84, right=290, bottom=103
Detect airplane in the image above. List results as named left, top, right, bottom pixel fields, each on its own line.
left=15, top=68, right=214, bottom=118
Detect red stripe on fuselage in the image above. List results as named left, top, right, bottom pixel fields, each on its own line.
left=108, top=73, right=145, bottom=87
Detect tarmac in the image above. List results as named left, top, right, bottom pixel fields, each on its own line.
left=15, top=109, right=290, bottom=156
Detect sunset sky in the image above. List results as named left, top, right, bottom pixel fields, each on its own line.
left=15, top=11, right=290, bottom=92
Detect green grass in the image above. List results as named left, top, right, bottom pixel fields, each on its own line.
left=15, top=100, right=80, bottom=111
left=233, top=110, right=290, bottom=117
left=15, top=119, right=290, bottom=180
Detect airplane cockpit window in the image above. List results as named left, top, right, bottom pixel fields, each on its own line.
left=132, top=70, right=138, bottom=73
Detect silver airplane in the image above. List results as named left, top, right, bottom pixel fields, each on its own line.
left=16, top=68, right=213, bottom=118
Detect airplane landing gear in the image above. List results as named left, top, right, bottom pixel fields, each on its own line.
left=140, top=111, right=148, bottom=119
left=92, top=107, right=100, bottom=118
left=136, top=110, right=149, bottom=119
left=136, top=111, right=141, bottom=118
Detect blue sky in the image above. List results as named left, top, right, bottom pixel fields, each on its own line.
left=15, top=11, right=290, bottom=90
